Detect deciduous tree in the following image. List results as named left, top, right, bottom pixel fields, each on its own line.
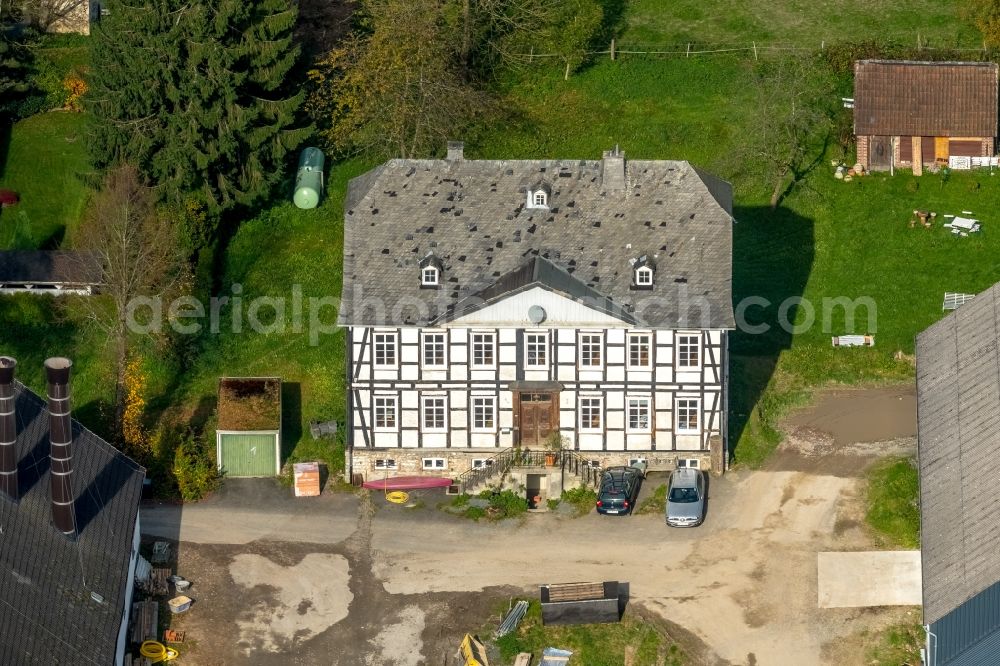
left=311, top=0, right=492, bottom=158
left=963, top=0, right=1000, bottom=47
left=71, top=164, right=184, bottom=439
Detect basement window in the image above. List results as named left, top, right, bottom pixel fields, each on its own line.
left=422, top=458, right=447, bottom=470
left=374, top=459, right=398, bottom=470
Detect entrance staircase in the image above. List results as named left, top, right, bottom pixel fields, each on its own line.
left=454, top=449, right=602, bottom=495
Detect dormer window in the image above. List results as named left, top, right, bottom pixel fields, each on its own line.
left=419, top=252, right=443, bottom=289
left=526, top=180, right=552, bottom=209
left=630, top=255, right=655, bottom=289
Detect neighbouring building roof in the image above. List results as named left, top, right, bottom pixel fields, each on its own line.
left=0, top=383, right=145, bottom=664
left=854, top=60, right=999, bottom=137
left=339, top=152, right=735, bottom=329
left=0, top=251, right=102, bottom=287
left=217, top=377, right=282, bottom=431
left=916, top=281, right=1000, bottom=625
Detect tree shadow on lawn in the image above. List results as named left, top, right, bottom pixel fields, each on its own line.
left=0, top=121, right=10, bottom=181
left=281, top=381, right=302, bottom=465
left=728, top=205, right=814, bottom=463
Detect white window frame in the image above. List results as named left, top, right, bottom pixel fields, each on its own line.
left=525, top=331, right=548, bottom=369
left=472, top=458, right=495, bottom=469
left=421, top=395, right=448, bottom=433
left=579, top=332, right=603, bottom=368
left=529, top=190, right=547, bottom=208
left=421, top=331, right=447, bottom=368
left=421, top=266, right=439, bottom=286
left=675, top=397, right=701, bottom=434
left=677, top=458, right=700, bottom=469
left=374, top=395, right=398, bottom=432
left=422, top=457, right=447, bottom=470
left=579, top=395, right=604, bottom=433
left=471, top=331, right=496, bottom=369
left=373, top=331, right=398, bottom=368
left=676, top=332, right=701, bottom=369
left=626, top=396, right=651, bottom=433
left=627, top=333, right=652, bottom=369
left=374, top=458, right=398, bottom=470
left=635, top=266, right=653, bottom=286
left=472, top=396, right=497, bottom=432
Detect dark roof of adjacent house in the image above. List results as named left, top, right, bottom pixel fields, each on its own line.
left=0, top=251, right=102, bottom=286
left=339, top=153, right=735, bottom=329
left=916, top=281, right=1000, bottom=624
left=854, top=60, right=999, bottom=137
left=0, top=383, right=145, bottom=665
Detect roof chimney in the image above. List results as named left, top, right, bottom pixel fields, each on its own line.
left=602, top=144, right=626, bottom=191
left=45, top=358, right=75, bottom=537
left=447, top=140, right=464, bottom=161
left=0, top=357, right=18, bottom=501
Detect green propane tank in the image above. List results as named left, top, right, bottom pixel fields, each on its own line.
left=293, top=147, right=325, bottom=209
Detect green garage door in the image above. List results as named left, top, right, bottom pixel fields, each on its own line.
left=219, top=433, right=278, bottom=477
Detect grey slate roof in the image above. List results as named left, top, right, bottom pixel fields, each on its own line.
left=339, top=154, right=734, bottom=329
left=916, top=281, right=1000, bottom=624
left=0, top=382, right=145, bottom=664
left=0, top=251, right=102, bottom=286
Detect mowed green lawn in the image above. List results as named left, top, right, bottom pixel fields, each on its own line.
left=621, top=0, right=979, bottom=46
left=0, top=112, right=92, bottom=249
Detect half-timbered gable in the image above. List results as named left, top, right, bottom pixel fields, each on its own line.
left=339, top=144, right=734, bottom=483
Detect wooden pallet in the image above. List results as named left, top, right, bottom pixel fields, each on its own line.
left=546, top=581, right=605, bottom=602
left=130, top=600, right=159, bottom=644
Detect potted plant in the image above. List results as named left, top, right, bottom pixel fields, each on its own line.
left=543, top=432, right=565, bottom=466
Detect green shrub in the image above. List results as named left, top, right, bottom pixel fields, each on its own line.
left=561, top=485, right=598, bottom=516
left=482, top=489, right=528, bottom=519
left=172, top=429, right=221, bottom=501
left=464, top=506, right=487, bottom=521
left=547, top=498, right=560, bottom=511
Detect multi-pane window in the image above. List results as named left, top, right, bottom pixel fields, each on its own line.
left=422, top=267, right=439, bottom=285
left=422, top=458, right=447, bottom=470
left=526, top=333, right=547, bottom=368
left=472, top=332, right=495, bottom=367
left=422, top=332, right=446, bottom=367
left=628, top=334, right=651, bottom=368
left=473, top=396, right=496, bottom=431
left=676, top=398, right=700, bottom=433
left=635, top=267, right=653, bottom=286
left=373, top=332, right=397, bottom=367
left=580, top=333, right=602, bottom=367
left=422, top=396, right=447, bottom=431
left=374, top=459, right=397, bottom=469
left=627, top=397, right=651, bottom=432
left=580, top=397, right=603, bottom=431
left=374, top=396, right=397, bottom=430
left=677, top=334, right=700, bottom=368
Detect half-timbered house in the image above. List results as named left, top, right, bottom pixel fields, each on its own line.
left=339, top=144, right=734, bottom=489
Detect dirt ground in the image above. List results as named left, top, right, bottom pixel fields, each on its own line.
left=146, top=385, right=919, bottom=666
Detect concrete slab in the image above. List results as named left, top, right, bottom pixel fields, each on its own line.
left=817, top=551, right=922, bottom=608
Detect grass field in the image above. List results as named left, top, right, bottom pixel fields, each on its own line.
left=0, top=112, right=91, bottom=249
left=493, top=601, right=687, bottom=665
left=621, top=0, right=978, bottom=47
left=865, top=456, right=920, bottom=549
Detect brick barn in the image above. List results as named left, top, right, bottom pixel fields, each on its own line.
left=853, top=60, right=999, bottom=175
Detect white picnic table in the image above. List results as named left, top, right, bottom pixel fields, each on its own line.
left=949, top=216, right=980, bottom=231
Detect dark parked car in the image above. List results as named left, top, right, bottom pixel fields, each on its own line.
left=665, top=468, right=706, bottom=527
left=596, top=466, right=643, bottom=515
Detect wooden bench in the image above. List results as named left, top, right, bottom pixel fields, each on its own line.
left=130, top=600, right=159, bottom=645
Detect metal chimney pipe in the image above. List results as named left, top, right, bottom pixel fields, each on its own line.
left=45, top=357, right=75, bottom=536
left=0, top=356, right=18, bottom=501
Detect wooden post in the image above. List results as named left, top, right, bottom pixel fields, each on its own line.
left=753, top=41, right=758, bottom=61
left=610, top=38, right=616, bottom=61
left=821, top=40, right=825, bottom=50
left=564, top=61, right=570, bottom=80
left=686, top=43, right=691, bottom=58
left=529, top=46, right=534, bottom=62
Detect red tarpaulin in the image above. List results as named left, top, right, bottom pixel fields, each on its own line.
left=362, top=476, right=453, bottom=490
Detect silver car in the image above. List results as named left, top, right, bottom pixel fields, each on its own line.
left=665, top=468, right=705, bottom=527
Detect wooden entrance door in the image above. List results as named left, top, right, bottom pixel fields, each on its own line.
left=519, top=392, right=555, bottom=447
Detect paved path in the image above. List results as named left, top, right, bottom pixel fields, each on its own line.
left=817, top=551, right=922, bottom=608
